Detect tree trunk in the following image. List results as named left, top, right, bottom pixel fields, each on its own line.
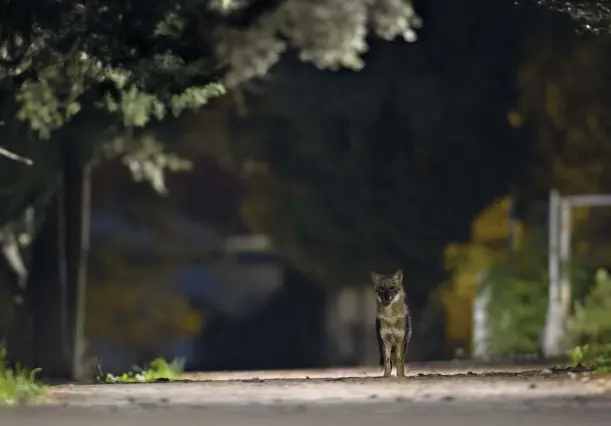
left=3, top=274, right=34, bottom=370
left=62, top=141, right=92, bottom=381
left=31, top=191, right=71, bottom=378
left=30, top=141, right=93, bottom=380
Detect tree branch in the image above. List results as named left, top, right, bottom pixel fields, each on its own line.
left=534, top=0, right=611, bottom=34
left=0, top=146, right=33, bottom=165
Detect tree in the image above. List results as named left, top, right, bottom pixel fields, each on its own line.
left=514, top=35, right=611, bottom=196
left=441, top=197, right=523, bottom=355
left=513, top=32, right=611, bottom=275
left=477, top=27, right=611, bottom=357
left=220, top=0, right=528, bottom=302
left=0, top=0, right=427, bottom=217
left=0, top=0, right=225, bottom=379
left=533, top=0, right=611, bottom=34
left=0, top=0, right=426, bottom=377
left=212, top=0, right=422, bottom=85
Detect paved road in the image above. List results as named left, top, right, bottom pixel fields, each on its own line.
left=2, top=365, right=610, bottom=426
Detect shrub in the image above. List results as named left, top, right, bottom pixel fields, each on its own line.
left=482, top=231, right=588, bottom=356
left=566, top=268, right=611, bottom=361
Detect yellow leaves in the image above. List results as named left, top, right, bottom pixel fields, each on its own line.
left=443, top=243, right=465, bottom=269
left=444, top=196, right=518, bottom=287
left=438, top=289, right=472, bottom=347
left=472, top=197, right=514, bottom=246
left=441, top=196, right=523, bottom=351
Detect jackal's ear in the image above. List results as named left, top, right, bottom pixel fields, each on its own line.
left=392, top=269, right=403, bottom=283
left=371, top=271, right=381, bottom=285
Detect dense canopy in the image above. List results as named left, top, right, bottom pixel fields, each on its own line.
left=533, top=0, right=611, bottom=34
left=0, top=0, right=423, bottom=135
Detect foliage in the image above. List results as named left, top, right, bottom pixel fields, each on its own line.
left=103, top=134, right=196, bottom=195
left=0, top=0, right=228, bottom=199
left=485, top=275, right=548, bottom=355
left=0, top=0, right=425, bottom=199
left=440, top=197, right=523, bottom=350
left=1, top=0, right=424, bottom=134
left=0, top=346, right=45, bottom=405
left=570, top=343, right=611, bottom=373
left=2, top=10, right=226, bottom=138
left=532, top=0, right=611, bottom=35
left=515, top=36, right=611, bottom=195
left=570, top=343, right=591, bottom=365
left=223, top=0, right=526, bottom=295
left=214, top=0, right=422, bottom=86
left=482, top=230, right=588, bottom=355
left=104, top=357, right=185, bottom=383
left=495, top=33, right=611, bottom=356
left=566, top=269, right=611, bottom=347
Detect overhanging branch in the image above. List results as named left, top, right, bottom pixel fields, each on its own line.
left=0, top=146, right=33, bottom=165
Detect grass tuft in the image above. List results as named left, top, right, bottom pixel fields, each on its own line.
left=570, top=343, right=611, bottom=374
left=0, top=346, right=46, bottom=405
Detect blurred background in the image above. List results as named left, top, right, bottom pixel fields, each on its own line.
left=1, top=0, right=611, bottom=380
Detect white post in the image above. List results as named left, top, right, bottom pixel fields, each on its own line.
left=472, top=271, right=490, bottom=359
left=558, top=199, right=572, bottom=343
left=543, top=189, right=561, bottom=357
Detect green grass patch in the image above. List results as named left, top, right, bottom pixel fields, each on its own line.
left=0, top=346, right=46, bottom=405
left=104, top=357, right=185, bottom=383
left=570, top=344, right=611, bottom=374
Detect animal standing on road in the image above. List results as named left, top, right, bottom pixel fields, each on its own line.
left=372, top=269, right=412, bottom=377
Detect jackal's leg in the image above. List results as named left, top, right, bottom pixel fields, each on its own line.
left=383, top=342, right=392, bottom=377
left=375, top=319, right=384, bottom=366
left=395, top=339, right=406, bottom=377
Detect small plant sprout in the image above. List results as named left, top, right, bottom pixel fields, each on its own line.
left=104, top=357, right=185, bottom=383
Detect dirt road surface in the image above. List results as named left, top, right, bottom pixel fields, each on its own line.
left=2, top=364, right=610, bottom=426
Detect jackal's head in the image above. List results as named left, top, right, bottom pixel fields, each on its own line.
left=371, top=269, right=404, bottom=307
